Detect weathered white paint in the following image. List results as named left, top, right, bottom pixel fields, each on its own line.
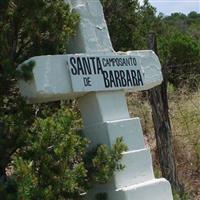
left=68, top=52, right=162, bottom=92
left=86, top=178, right=173, bottom=200
left=64, top=0, right=114, bottom=53
left=78, top=91, right=130, bottom=126
left=67, top=1, right=172, bottom=199
left=83, top=118, right=145, bottom=151
left=78, top=90, right=172, bottom=200
left=18, top=51, right=162, bottom=103
left=83, top=118, right=155, bottom=188
left=17, top=0, right=173, bottom=199
left=18, top=55, right=76, bottom=103
left=116, top=149, right=155, bottom=188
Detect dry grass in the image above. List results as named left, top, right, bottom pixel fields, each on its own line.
left=127, top=90, right=200, bottom=200
left=170, top=90, right=200, bottom=199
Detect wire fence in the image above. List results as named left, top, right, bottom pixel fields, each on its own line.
left=128, top=75, right=200, bottom=197
left=166, top=60, right=200, bottom=69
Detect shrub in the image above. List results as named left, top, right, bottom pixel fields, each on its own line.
left=2, top=108, right=127, bottom=200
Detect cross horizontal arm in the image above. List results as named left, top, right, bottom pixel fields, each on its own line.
left=18, top=50, right=162, bottom=104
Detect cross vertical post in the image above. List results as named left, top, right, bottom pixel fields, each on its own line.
left=65, top=1, right=173, bottom=199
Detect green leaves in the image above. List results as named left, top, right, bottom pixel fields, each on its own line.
left=13, top=108, right=88, bottom=199
left=16, top=60, right=35, bottom=81
left=0, top=0, right=79, bottom=95
left=10, top=108, right=127, bottom=199
left=101, top=0, right=159, bottom=51
left=158, top=32, right=200, bottom=88
left=0, top=2, right=79, bottom=196
left=86, top=137, right=128, bottom=184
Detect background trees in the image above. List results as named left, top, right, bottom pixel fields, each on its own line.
left=159, top=33, right=200, bottom=88
left=101, top=0, right=159, bottom=50
left=1, top=0, right=200, bottom=199
left=157, top=12, right=200, bottom=89
left=0, top=0, right=78, bottom=175
left=0, top=0, right=79, bottom=198
left=0, top=0, right=79, bottom=95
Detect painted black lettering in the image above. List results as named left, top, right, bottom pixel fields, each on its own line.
left=77, top=57, right=85, bottom=75
left=82, top=57, right=92, bottom=75
left=83, top=77, right=91, bottom=86
left=131, top=70, right=138, bottom=86
left=111, top=58, right=115, bottom=66
left=133, top=58, right=137, bottom=66
left=90, top=57, right=97, bottom=74
left=109, top=71, right=116, bottom=87
left=126, top=70, right=132, bottom=86
left=97, top=57, right=103, bottom=74
left=115, top=58, right=120, bottom=66
left=102, top=58, right=107, bottom=67
left=120, top=70, right=126, bottom=87
left=118, top=58, right=123, bottom=66
left=114, top=70, right=121, bottom=87
left=137, top=70, right=144, bottom=86
left=103, top=71, right=109, bottom=88
left=70, top=57, right=77, bottom=75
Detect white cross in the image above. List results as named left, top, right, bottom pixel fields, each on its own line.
left=18, top=0, right=173, bottom=199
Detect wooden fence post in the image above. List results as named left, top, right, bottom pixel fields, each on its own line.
left=147, top=32, right=183, bottom=194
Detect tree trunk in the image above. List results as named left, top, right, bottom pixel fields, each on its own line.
left=147, top=32, right=183, bottom=193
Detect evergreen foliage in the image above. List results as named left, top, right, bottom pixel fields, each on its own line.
left=0, top=0, right=79, bottom=93
left=0, top=0, right=79, bottom=183
left=101, top=0, right=159, bottom=50
left=1, top=0, right=200, bottom=199
left=1, top=107, right=127, bottom=199
left=158, top=33, right=200, bottom=88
